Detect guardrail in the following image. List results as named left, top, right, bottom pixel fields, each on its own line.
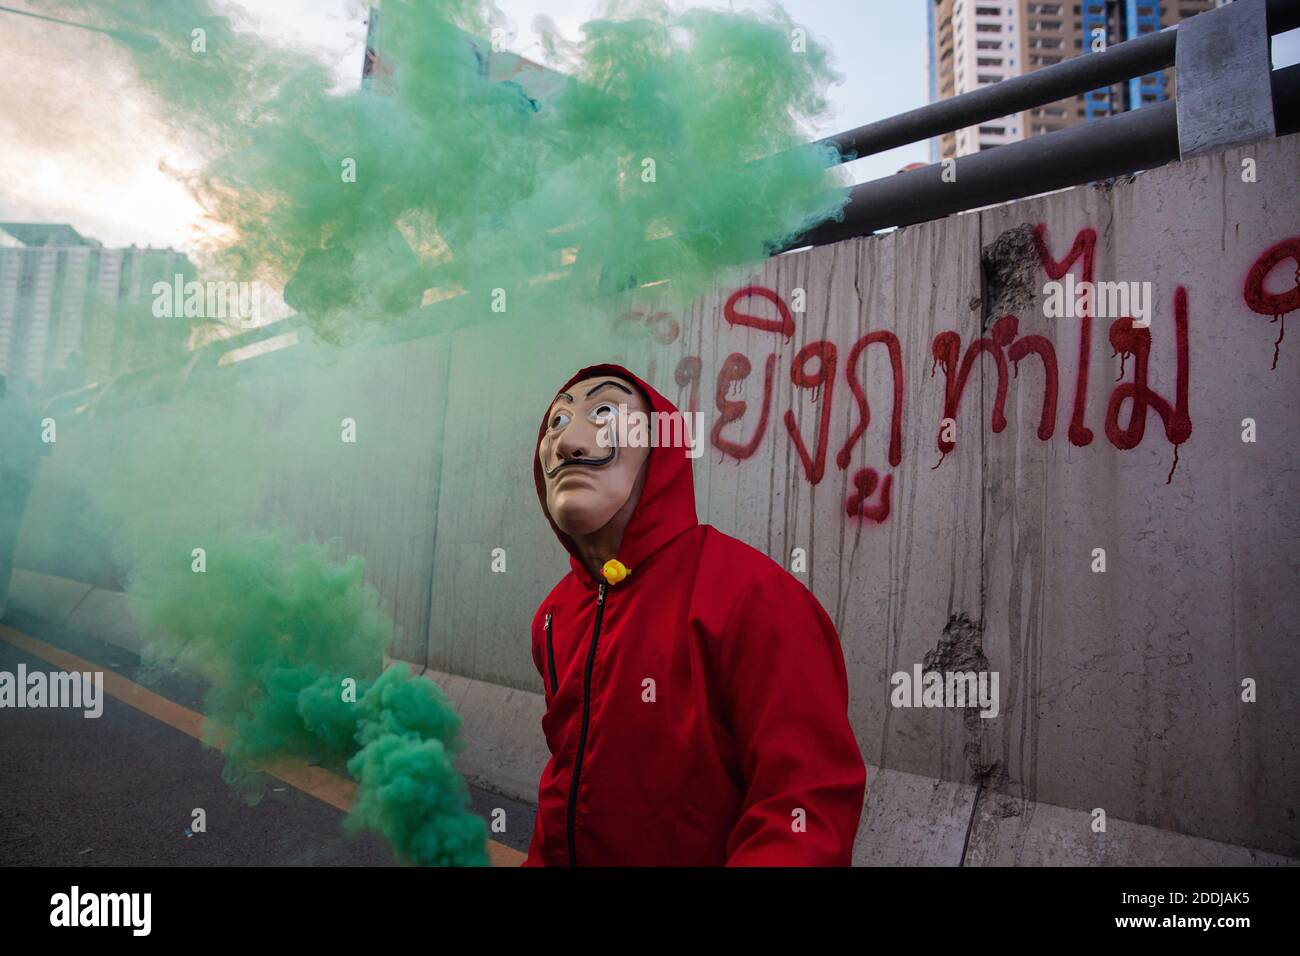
left=780, top=0, right=1300, bottom=250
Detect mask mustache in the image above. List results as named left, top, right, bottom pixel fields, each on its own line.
left=544, top=447, right=616, bottom=479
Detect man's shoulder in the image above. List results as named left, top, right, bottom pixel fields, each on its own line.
left=695, top=525, right=807, bottom=595
left=691, top=527, right=838, bottom=649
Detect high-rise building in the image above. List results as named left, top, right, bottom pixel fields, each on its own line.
left=0, top=224, right=197, bottom=394
left=928, top=0, right=1224, bottom=160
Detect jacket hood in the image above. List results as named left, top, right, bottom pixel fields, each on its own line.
left=533, top=363, right=699, bottom=585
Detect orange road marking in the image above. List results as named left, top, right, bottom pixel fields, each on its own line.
left=0, top=623, right=526, bottom=867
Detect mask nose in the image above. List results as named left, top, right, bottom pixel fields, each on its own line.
left=555, top=422, right=594, bottom=463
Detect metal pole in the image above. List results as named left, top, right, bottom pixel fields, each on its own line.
left=815, top=28, right=1176, bottom=163
left=785, top=100, right=1180, bottom=249
left=784, top=60, right=1300, bottom=251
left=813, top=0, right=1300, bottom=166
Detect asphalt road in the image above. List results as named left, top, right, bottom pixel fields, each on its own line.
left=0, top=611, right=536, bottom=866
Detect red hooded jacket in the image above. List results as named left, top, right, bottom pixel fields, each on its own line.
left=523, top=364, right=866, bottom=866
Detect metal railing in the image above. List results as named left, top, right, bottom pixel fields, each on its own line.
left=779, top=0, right=1300, bottom=250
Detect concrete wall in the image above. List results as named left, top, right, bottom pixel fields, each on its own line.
left=17, top=132, right=1300, bottom=860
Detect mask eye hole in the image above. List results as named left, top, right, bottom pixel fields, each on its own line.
left=590, top=402, right=617, bottom=424
left=549, top=410, right=571, bottom=430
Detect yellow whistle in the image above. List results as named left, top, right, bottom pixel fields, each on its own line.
left=601, top=558, right=629, bottom=585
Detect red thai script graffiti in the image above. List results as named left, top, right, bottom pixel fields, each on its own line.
left=846, top=467, right=892, bottom=522
left=929, top=321, right=1010, bottom=466
left=840, top=332, right=904, bottom=470
left=785, top=341, right=837, bottom=484
left=927, top=312, right=1060, bottom=466
left=1242, top=237, right=1300, bottom=370
left=638, top=230, right=1291, bottom=524
left=724, top=285, right=795, bottom=338
left=710, top=352, right=775, bottom=460
left=1033, top=224, right=1096, bottom=447
left=1104, top=287, right=1192, bottom=483
left=1002, top=314, right=1059, bottom=444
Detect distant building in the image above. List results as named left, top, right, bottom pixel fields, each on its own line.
left=347, top=6, right=574, bottom=309
left=362, top=6, right=568, bottom=104
left=927, top=0, right=1224, bottom=160
left=0, top=223, right=197, bottom=394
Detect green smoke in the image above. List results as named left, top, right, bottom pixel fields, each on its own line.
left=63, top=382, right=489, bottom=867
left=131, top=532, right=487, bottom=867
left=20, top=0, right=848, bottom=865
left=33, top=0, right=846, bottom=338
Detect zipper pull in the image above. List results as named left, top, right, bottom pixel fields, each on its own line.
left=597, top=582, right=607, bottom=606
left=544, top=612, right=552, bottom=627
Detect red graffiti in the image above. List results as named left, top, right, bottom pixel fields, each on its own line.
left=930, top=325, right=1010, bottom=459
left=714, top=287, right=900, bottom=511
left=711, top=352, right=776, bottom=460
left=1104, top=287, right=1192, bottom=483
left=615, top=308, right=680, bottom=345
left=674, top=355, right=702, bottom=416
left=784, top=341, right=837, bottom=484
left=846, top=468, right=892, bottom=523
left=929, top=314, right=1059, bottom=464
left=1242, top=237, right=1300, bottom=370
left=1034, top=224, right=1097, bottom=446
left=999, top=314, right=1059, bottom=443
left=649, top=311, right=681, bottom=345
left=624, top=232, right=1297, bottom=525
left=838, top=331, right=904, bottom=470
left=724, top=285, right=796, bottom=338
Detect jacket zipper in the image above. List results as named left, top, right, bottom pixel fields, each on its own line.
left=566, top=581, right=607, bottom=867
left=544, top=612, right=557, bottom=695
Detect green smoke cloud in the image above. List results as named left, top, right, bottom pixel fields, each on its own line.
left=34, top=0, right=846, bottom=338
left=131, top=532, right=487, bottom=867
left=19, top=0, right=848, bottom=865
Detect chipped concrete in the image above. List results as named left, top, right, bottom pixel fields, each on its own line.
left=924, top=612, right=989, bottom=675
left=980, top=222, right=1040, bottom=323
left=923, top=612, right=998, bottom=781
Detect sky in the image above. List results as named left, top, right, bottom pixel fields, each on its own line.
left=0, top=0, right=930, bottom=254
left=0, top=1, right=1293, bottom=256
